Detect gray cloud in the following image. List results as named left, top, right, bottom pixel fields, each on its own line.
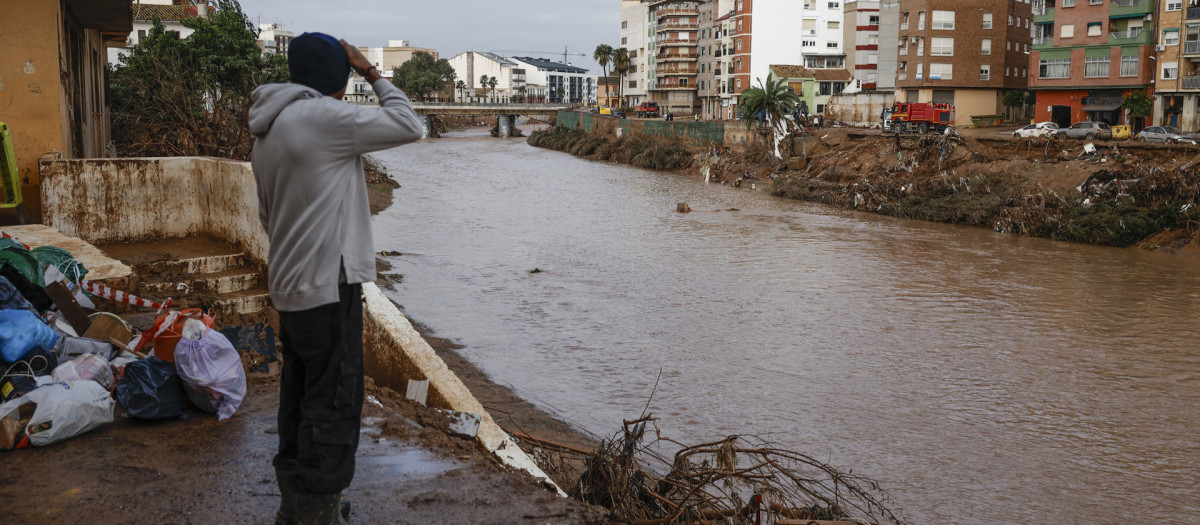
left=239, top=0, right=619, bottom=72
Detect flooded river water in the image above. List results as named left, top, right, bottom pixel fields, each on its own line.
left=371, top=128, right=1200, bottom=524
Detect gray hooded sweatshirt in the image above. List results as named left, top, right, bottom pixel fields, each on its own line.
left=249, top=79, right=423, bottom=311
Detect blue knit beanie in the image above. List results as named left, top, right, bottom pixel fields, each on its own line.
left=289, top=32, right=351, bottom=96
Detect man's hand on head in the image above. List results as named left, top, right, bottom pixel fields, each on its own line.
left=341, top=40, right=382, bottom=83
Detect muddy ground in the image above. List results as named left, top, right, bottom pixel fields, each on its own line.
left=0, top=376, right=610, bottom=524
left=529, top=126, right=1200, bottom=254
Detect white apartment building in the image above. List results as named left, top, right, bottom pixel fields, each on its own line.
left=620, top=0, right=651, bottom=106
left=508, top=56, right=595, bottom=104
left=875, top=0, right=899, bottom=92
left=258, top=22, right=293, bottom=56
left=346, top=40, right=440, bottom=103
left=110, top=0, right=209, bottom=62
left=449, top=51, right=524, bottom=101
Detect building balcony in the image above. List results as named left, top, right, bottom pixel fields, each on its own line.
left=1183, top=76, right=1200, bottom=89
left=657, top=54, right=698, bottom=62
left=656, top=7, right=699, bottom=17
left=658, top=21, right=699, bottom=30
left=1109, top=0, right=1152, bottom=19
left=1032, top=36, right=1052, bottom=47
left=1185, top=40, right=1200, bottom=55
left=654, top=84, right=697, bottom=91
left=1033, top=8, right=1054, bottom=24
left=658, top=39, right=697, bottom=47
left=1188, top=6, right=1200, bottom=19
left=1108, top=29, right=1151, bottom=45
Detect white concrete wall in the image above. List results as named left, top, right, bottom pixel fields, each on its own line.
left=621, top=0, right=649, bottom=103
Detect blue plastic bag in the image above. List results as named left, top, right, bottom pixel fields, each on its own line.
left=0, top=309, right=59, bottom=362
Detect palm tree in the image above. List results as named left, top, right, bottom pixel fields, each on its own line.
left=517, top=85, right=527, bottom=103
left=455, top=80, right=467, bottom=102
left=612, top=47, right=630, bottom=108
left=487, top=76, right=498, bottom=102
left=479, top=74, right=488, bottom=101
left=739, top=74, right=801, bottom=159
left=593, top=43, right=614, bottom=104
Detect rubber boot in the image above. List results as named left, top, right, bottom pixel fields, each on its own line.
left=275, top=478, right=299, bottom=525
left=294, top=491, right=349, bottom=525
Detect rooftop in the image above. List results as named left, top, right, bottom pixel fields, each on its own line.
left=812, top=68, right=854, bottom=81
left=771, top=64, right=817, bottom=79
left=133, top=4, right=199, bottom=21
left=509, top=56, right=589, bottom=74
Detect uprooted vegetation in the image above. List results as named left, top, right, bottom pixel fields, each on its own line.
left=529, top=127, right=695, bottom=171
left=517, top=415, right=906, bottom=525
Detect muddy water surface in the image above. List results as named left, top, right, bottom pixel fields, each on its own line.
left=372, top=127, right=1200, bottom=524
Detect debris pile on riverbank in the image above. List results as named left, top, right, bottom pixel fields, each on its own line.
left=529, top=125, right=1200, bottom=251
left=519, top=415, right=906, bottom=525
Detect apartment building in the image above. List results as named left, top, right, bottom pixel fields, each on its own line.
left=620, top=0, right=651, bottom=106
left=845, top=0, right=883, bottom=90
left=729, top=0, right=753, bottom=118
left=876, top=0, right=901, bottom=92
left=698, top=1, right=720, bottom=117
left=1151, top=0, right=1200, bottom=130
left=1028, top=0, right=1154, bottom=127
left=510, top=57, right=594, bottom=104
left=258, top=23, right=293, bottom=56
left=650, top=0, right=703, bottom=115
left=895, top=0, right=1033, bottom=125
left=448, top=51, right=524, bottom=102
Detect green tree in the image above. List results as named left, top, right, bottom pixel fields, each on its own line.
left=109, top=0, right=288, bottom=159
left=612, top=47, right=630, bottom=107
left=1002, top=90, right=1028, bottom=121
left=739, top=74, right=801, bottom=159
left=593, top=43, right=614, bottom=104
left=1122, top=91, right=1153, bottom=119
left=391, top=52, right=455, bottom=101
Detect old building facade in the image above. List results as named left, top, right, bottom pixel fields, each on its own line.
left=1151, top=0, right=1200, bottom=130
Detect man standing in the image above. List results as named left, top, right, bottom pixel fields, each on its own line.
left=249, top=33, right=424, bottom=524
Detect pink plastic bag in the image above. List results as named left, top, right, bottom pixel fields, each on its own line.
left=52, top=354, right=114, bottom=389
left=174, top=328, right=247, bottom=421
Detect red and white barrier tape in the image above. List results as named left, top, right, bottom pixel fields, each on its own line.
left=83, top=280, right=173, bottom=310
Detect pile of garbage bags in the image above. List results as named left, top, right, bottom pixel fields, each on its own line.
left=0, top=232, right=247, bottom=451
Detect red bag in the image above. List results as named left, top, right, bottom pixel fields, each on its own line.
left=133, top=309, right=215, bottom=362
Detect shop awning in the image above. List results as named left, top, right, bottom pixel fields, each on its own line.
left=1084, top=103, right=1123, bottom=111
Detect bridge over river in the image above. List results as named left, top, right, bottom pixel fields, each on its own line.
left=409, top=103, right=575, bottom=137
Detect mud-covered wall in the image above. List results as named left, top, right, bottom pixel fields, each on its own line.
left=556, top=110, right=766, bottom=148
left=39, top=157, right=269, bottom=266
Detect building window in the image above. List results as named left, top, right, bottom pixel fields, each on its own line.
left=1007, top=40, right=1012, bottom=51
left=680, top=78, right=689, bottom=87
left=1008, top=14, right=1013, bottom=26
left=918, top=11, right=926, bottom=30
left=916, top=37, right=925, bottom=56
left=622, top=37, right=628, bottom=45
left=1084, top=57, right=1110, bottom=77
left=1087, top=23, right=1102, bottom=37
left=1061, top=24, right=1075, bottom=38
left=827, top=41, right=838, bottom=48
left=869, top=15, right=880, bottom=25
left=622, top=21, right=628, bottom=29
left=737, top=39, right=743, bottom=50
left=1089, top=0, right=1102, bottom=4
left=1163, top=61, right=1179, bottom=79
left=828, top=21, right=840, bottom=29
left=1168, top=0, right=1182, bottom=10
left=738, top=19, right=743, bottom=31
left=926, top=62, right=955, bottom=79
left=736, top=78, right=742, bottom=90
left=803, top=40, right=816, bottom=47
left=1165, top=30, right=1181, bottom=46
left=932, top=37, right=954, bottom=55
left=737, top=0, right=743, bottom=11
left=932, top=10, right=953, bottom=30
left=1023, top=67, right=1028, bottom=77
left=916, top=62, right=923, bottom=79
left=900, top=38, right=908, bottom=54
left=1120, top=55, right=1139, bottom=76
left=982, top=12, right=993, bottom=30
left=1039, top=58, right=1070, bottom=78
left=1006, top=66, right=1011, bottom=76
left=901, top=11, right=910, bottom=29
left=980, top=64, right=991, bottom=80
left=828, top=2, right=840, bottom=9
left=981, top=38, right=992, bottom=55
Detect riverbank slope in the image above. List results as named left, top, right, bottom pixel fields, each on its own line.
left=529, top=125, right=1200, bottom=253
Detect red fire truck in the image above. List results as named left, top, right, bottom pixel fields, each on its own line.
left=884, top=102, right=955, bottom=134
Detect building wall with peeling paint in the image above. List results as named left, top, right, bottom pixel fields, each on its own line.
left=0, top=0, right=130, bottom=223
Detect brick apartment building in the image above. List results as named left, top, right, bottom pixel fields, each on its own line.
left=845, top=0, right=883, bottom=91
left=895, top=0, right=1033, bottom=125
left=651, top=0, right=703, bottom=115
left=1028, top=0, right=1155, bottom=127
left=1151, top=0, right=1200, bottom=130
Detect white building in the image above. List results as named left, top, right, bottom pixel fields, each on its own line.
left=258, top=22, right=293, bottom=56
left=620, top=0, right=651, bottom=106
left=750, top=0, right=846, bottom=89
left=345, top=40, right=440, bottom=104
left=110, top=0, right=209, bottom=63
left=508, top=56, right=594, bottom=104
left=448, top=51, right=525, bottom=102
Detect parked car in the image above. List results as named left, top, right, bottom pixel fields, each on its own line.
left=1056, top=121, right=1112, bottom=140
left=1012, top=122, right=1060, bottom=138
left=612, top=110, right=627, bottom=119
left=1137, top=126, right=1197, bottom=144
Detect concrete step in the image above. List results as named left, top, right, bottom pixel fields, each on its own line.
left=153, top=253, right=248, bottom=275
left=142, top=269, right=261, bottom=295
left=213, top=287, right=271, bottom=316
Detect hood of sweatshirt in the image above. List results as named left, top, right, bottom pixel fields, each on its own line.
left=249, top=83, right=323, bottom=137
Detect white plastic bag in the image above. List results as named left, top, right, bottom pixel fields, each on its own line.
left=174, top=329, right=247, bottom=421
left=0, top=381, right=114, bottom=447
left=52, top=354, right=114, bottom=389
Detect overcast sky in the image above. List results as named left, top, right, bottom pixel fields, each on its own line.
left=238, top=0, right=619, bottom=73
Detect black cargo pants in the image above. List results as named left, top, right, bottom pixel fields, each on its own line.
left=274, top=283, right=364, bottom=495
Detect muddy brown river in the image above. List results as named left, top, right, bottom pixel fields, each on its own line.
left=372, top=127, right=1200, bottom=524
